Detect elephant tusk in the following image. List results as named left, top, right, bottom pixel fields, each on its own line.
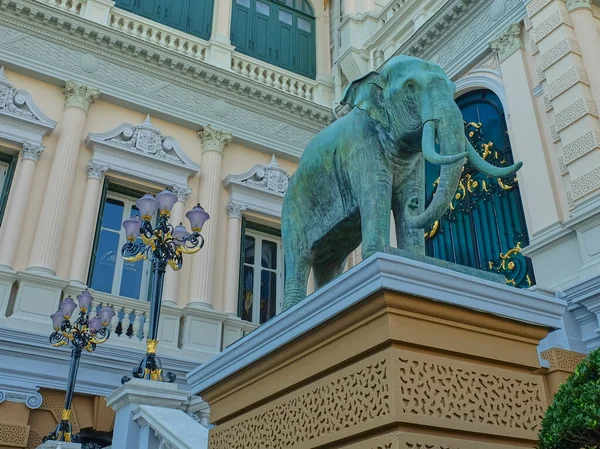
left=465, top=136, right=523, bottom=178
left=422, top=121, right=467, bottom=165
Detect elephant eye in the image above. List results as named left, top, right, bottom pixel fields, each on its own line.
left=406, top=82, right=416, bottom=90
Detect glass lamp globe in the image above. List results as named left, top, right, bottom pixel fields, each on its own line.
left=98, top=306, right=115, bottom=326
left=155, top=190, right=178, bottom=214
left=136, top=194, right=159, bottom=220
left=186, top=204, right=210, bottom=232
left=88, top=317, right=102, bottom=333
left=172, top=223, right=190, bottom=245
left=123, top=216, right=142, bottom=241
left=59, top=296, right=77, bottom=319
left=51, top=311, right=64, bottom=330
left=76, top=289, right=93, bottom=311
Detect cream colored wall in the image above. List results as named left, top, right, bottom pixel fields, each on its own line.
left=1, top=68, right=298, bottom=312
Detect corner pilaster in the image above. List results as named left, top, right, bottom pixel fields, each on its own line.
left=490, top=22, right=523, bottom=63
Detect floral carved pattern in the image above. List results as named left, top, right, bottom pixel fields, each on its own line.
left=398, top=356, right=544, bottom=433
left=209, top=359, right=389, bottom=449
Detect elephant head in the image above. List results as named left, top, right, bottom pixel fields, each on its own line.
left=341, top=55, right=522, bottom=229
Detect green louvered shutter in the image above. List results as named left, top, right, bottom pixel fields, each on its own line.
left=231, top=0, right=253, bottom=55
left=87, top=177, right=110, bottom=287
left=295, top=15, right=314, bottom=78
left=163, top=0, right=190, bottom=31
left=187, top=0, right=214, bottom=40
left=114, top=0, right=137, bottom=13
left=253, top=1, right=273, bottom=62
left=274, top=6, right=294, bottom=72
left=0, top=153, right=17, bottom=227
left=137, top=0, right=163, bottom=22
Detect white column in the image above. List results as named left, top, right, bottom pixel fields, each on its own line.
left=566, top=0, right=600, bottom=111
left=162, top=185, right=192, bottom=306
left=27, top=81, right=99, bottom=276
left=222, top=201, right=246, bottom=315
left=188, top=126, right=232, bottom=309
left=206, top=0, right=234, bottom=69
left=68, top=160, right=108, bottom=285
left=0, top=143, right=45, bottom=270
left=491, top=24, right=561, bottom=236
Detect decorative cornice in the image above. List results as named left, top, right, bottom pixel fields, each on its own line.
left=0, top=0, right=332, bottom=160
left=224, top=155, right=289, bottom=195
left=172, top=184, right=192, bottom=202
left=63, top=80, right=100, bottom=112
left=21, top=141, right=44, bottom=161
left=226, top=201, right=247, bottom=219
left=491, top=22, right=523, bottom=63
left=0, top=382, right=42, bottom=409
left=86, top=160, right=108, bottom=180
left=565, top=0, right=592, bottom=12
left=199, top=125, right=232, bottom=155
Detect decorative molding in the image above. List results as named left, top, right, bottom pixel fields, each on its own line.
left=491, top=22, right=523, bottom=63
left=223, top=155, right=289, bottom=218
left=0, top=1, right=332, bottom=161
left=526, top=0, right=552, bottom=18
left=85, top=115, right=199, bottom=187
left=172, top=184, right=192, bottom=202
left=0, top=380, right=42, bottom=409
left=547, top=66, right=589, bottom=100
left=561, top=130, right=600, bottom=165
left=454, top=72, right=509, bottom=115
left=226, top=201, right=247, bottom=219
left=86, top=159, right=108, bottom=180
left=198, top=125, right=232, bottom=155
left=63, top=80, right=100, bottom=112
left=554, top=97, right=598, bottom=132
left=540, top=347, right=586, bottom=370
left=570, top=166, right=600, bottom=200
left=20, top=141, right=44, bottom=161
left=0, top=66, right=56, bottom=146
left=533, top=10, right=573, bottom=44
left=0, top=422, right=29, bottom=446
left=565, top=0, right=592, bottom=12
left=539, top=38, right=581, bottom=71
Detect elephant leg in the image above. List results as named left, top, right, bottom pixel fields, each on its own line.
left=392, top=160, right=426, bottom=256
left=313, top=257, right=348, bottom=290
left=358, top=178, right=392, bottom=260
left=282, top=246, right=312, bottom=311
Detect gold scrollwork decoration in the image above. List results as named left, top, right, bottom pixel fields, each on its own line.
left=168, top=259, right=181, bottom=271
left=424, top=220, right=440, bottom=240
left=123, top=252, right=147, bottom=263
left=179, top=245, right=202, bottom=255
left=481, top=141, right=493, bottom=160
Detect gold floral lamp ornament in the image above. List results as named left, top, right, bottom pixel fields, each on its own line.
left=44, top=290, right=114, bottom=443
left=120, top=189, right=209, bottom=384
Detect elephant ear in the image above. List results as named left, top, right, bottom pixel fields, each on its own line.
left=341, top=72, right=390, bottom=131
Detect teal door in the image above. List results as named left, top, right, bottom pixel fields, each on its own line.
left=230, top=0, right=316, bottom=79
left=113, top=0, right=214, bottom=40
left=424, top=90, right=535, bottom=288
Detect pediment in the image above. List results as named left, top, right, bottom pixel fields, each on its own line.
left=0, top=67, right=56, bottom=145
left=85, top=115, right=199, bottom=187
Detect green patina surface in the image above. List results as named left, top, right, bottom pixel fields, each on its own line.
left=281, top=56, right=522, bottom=310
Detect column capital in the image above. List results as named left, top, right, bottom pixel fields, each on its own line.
left=86, top=160, right=109, bottom=180
left=63, top=80, right=100, bottom=112
left=172, top=184, right=192, bottom=202
left=226, top=201, right=247, bottom=219
left=198, top=125, right=232, bottom=155
left=565, top=0, right=592, bottom=11
left=21, top=141, right=45, bottom=162
left=490, top=22, right=523, bottom=63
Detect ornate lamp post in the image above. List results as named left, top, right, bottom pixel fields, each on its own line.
left=121, top=190, right=209, bottom=383
left=45, top=290, right=114, bottom=443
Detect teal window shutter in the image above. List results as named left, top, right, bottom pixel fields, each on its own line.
left=136, top=0, right=163, bottom=22
left=188, top=0, right=214, bottom=40
left=253, top=1, right=272, bottom=62
left=163, top=0, right=190, bottom=31
left=231, top=0, right=253, bottom=55
left=87, top=176, right=110, bottom=287
left=114, top=0, right=137, bottom=12
left=274, top=7, right=295, bottom=72
left=295, top=16, right=314, bottom=78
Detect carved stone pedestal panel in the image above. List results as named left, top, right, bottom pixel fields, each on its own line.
left=188, top=253, right=566, bottom=448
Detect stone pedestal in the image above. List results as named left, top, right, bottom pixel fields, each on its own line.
left=188, top=252, right=566, bottom=448
left=180, top=306, right=226, bottom=359
left=221, top=315, right=258, bottom=349
left=36, top=442, right=81, bottom=449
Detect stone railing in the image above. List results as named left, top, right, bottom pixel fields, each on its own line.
left=380, top=0, right=410, bottom=24
left=89, top=293, right=150, bottom=345
left=38, top=0, right=83, bottom=14
left=109, top=9, right=208, bottom=61
left=231, top=52, right=316, bottom=101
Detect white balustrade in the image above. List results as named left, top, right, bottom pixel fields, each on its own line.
left=231, top=53, right=316, bottom=101
left=381, top=0, right=409, bottom=24
left=40, top=0, right=83, bottom=15
left=94, top=297, right=150, bottom=343
left=109, top=9, right=207, bottom=61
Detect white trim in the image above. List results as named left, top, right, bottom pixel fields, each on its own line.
left=187, top=251, right=566, bottom=394
left=85, top=116, right=199, bottom=188
left=454, top=72, right=510, bottom=116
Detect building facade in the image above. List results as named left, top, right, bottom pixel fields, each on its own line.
left=0, top=0, right=598, bottom=446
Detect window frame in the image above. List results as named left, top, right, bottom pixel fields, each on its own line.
left=88, top=182, right=153, bottom=301
left=238, top=220, right=284, bottom=324
left=0, top=152, right=17, bottom=227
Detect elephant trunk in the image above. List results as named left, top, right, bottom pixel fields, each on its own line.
left=406, top=97, right=466, bottom=229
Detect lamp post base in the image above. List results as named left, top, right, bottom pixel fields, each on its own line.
left=43, top=410, right=74, bottom=443
left=121, top=351, right=176, bottom=384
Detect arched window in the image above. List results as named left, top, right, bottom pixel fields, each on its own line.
left=424, top=90, right=535, bottom=288
left=231, top=0, right=317, bottom=79
left=113, top=0, right=214, bottom=41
